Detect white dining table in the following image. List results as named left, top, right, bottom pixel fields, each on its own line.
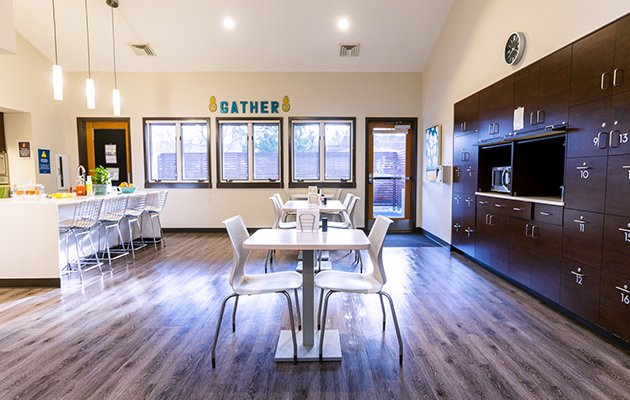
left=282, top=199, right=346, bottom=213
left=290, top=193, right=336, bottom=200
left=243, top=228, right=370, bottom=362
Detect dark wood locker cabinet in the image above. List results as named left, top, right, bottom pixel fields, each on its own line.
left=560, top=259, right=601, bottom=322
left=602, top=214, right=630, bottom=277
left=452, top=194, right=476, bottom=257
left=562, top=209, right=604, bottom=269
left=453, top=132, right=479, bottom=194
left=475, top=197, right=510, bottom=274
left=612, top=14, right=630, bottom=97
left=454, top=94, right=479, bottom=136
left=478, top=75, right=515, bottom=143
left=599, top=273, right=630, bottom=341
left=452, top=194, right=464, bottom=248
left=609, top=91, right=630, bottom=156
left=605, top=154, right=630, bottom=217
left=563, top=156, right=607, bottom=213
left=508, top=216, right=533, bottom=286
left=567, top=98, right=612, bottom=158
left=514, top=46, right=571, bottom=133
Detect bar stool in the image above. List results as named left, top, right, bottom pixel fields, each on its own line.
left=58, top=198, right=104, bottom=283
left=98, top=195, right=129, bottom=266
left=143, top=190, right=168, bottom=250
left=123, top=192, right=148, bottom=258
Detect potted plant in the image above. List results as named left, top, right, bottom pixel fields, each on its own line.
left=91, top=166, right=110, bottom=195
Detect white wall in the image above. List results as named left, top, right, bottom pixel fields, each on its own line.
left=420, top=0, right=630, bottom=243
left=61, top=71, right=422, bottom=228
left=0, top=0, right=16, bottom=54
left=0, top=34, right=67, bottom=190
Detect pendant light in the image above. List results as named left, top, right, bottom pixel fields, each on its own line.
left=51, top=0, right=63, bottom=100
left=107, top=0, right=121, bottom=116
left=84, top=0, right=95, bottom=109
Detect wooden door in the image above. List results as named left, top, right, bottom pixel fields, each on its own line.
left=454, top=94, right=479, bottom=136
left=562, top=209, right=604, bottom=269
left=599, top=273, right=630, bottom=341
left=609, top=91, right=630, bottom=155
left=538, top=46, right=572, bottom=128
left=612, top=14, right=630, bottom=96
left=80, top=119, right=132, bottom=186
left=528, top=221, right=563, bottom=302
left=602, top=213, right=630, bottom=277
left=564, top=156, right=607, bottom=213
left=605, top=154, right=630, bottom=217
left=478, top=75, right=515, bottom=142
left=566, top=97, right=611, bottom=158
left=560, top=259, right=601, bottom=322
left=514, top=60, right=539, bottom=132
left=452, top=194, right=464, bottom=248
left=508, top=217, right=533, bottom=286
left=366, top=120, right=415, bottom=231
left=570, top=22, right=616, bottom=105
left=460, top=194, right=476, bottom=257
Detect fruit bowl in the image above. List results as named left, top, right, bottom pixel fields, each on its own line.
left=119, top=186, right=137, bottom=194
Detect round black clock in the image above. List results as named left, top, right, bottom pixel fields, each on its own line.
left=504, top=32, right=525, bottom=65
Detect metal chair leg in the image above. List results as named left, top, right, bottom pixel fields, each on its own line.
left=87, top=231, right=102, bottom=274
left=73, top=231, right=84, bottom=284
left=157, top=214, right=166, bottom=246
left=149, top=213, right=158, bottom=250
left=379, top=292, right=387, bottom=331
left=128, top=218, right=136, bottom=259
left=211, top=293, right=238, bottom=369
left=381, top=291, right=403, bottom=365
left=319, top=290, right=335, bottom=362
left=317, top=288, right=324, bottom=330
left=279, top=291, right=298, bottom=364
left=293, top=288, right=301, bottom=330
left=232, top=296, right=239, bottom=333
left=116, top=224, right=128, bottom=259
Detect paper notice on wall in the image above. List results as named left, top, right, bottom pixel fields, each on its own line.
left=105, top=144, right=117, bottom=164
left=107, top=167, right=119, bottom=181
left=513, top=107, right=524, bottom=131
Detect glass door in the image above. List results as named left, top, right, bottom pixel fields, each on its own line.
left=366, top=120, right=416, bottom=231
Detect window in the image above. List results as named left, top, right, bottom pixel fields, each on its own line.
left=217, top=118, right=282, bottom=188
left=290, top=117, right=355, bottom=188
left=144, top=118, right=210, bottom=188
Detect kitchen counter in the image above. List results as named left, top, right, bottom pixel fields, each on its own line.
left=475, top=192, right=565, bottom=206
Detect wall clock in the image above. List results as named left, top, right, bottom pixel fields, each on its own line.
left=504, top=32, right=525, bottom=65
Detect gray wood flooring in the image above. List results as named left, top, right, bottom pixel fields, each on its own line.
left=0, top=232, right=628, bottom=399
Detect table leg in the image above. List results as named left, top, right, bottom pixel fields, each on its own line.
left=301, top=249, right=315, bottom=346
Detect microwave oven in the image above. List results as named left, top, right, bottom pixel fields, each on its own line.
left=491, top=166, right=511, bottom=193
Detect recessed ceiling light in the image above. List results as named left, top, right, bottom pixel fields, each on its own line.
left=337, top=18, right=350, bottom=31
left=223, top=17, right=235, bottom=30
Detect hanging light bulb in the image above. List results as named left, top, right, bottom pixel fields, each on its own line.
left=51, top=0, right=63, bottom=100
left=108, top=1, right=121, bottom=116
left=84, top=0, right=95, bottom=109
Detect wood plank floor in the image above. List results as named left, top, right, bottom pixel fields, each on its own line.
left=0, top=232, right=628, bottom=399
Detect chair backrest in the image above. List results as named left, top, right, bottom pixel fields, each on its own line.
left=283, top=188, right=292, bottom=202
left=297, top=209, right=319, bottom=231
left=126, top=193, right=147, bottom=216
left=222, top=215, right=251, bottom=288
left=342, top=193, right=354, bottom=209
left=334, top=188, right=343, bottom=200
left=308, top=185, right=318, bottom=194
left=345, top=195, right=360, bottom=228
left=146, top=190, right=168, bottom=212
left=307, top=193, right=320, bottom=207
left=269, top=195, right=283, bottom=229
left=366, top=215, right=393, bottom=285
left=72, top=198, right=104, bottom=228
left=272, top=192, right=284, bottom=208
left=100, top=195, right=128, bottom=221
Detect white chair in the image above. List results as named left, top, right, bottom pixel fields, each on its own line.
left=314, top=215, right=403, bottom=365
left=266, top=194, right=298, bottom=272
left=59, top=198, right=104, bottom=283
left=98, top=195, right=129, bottom=266
left=333, top=188, right=343, bottom=200
left=212, top=215, right=303, bottom=367
left=123, top=193, right=148, bottom=258
left=328, top=195, right=359, bottom=230
left=143, top=190, right=168, bottom=250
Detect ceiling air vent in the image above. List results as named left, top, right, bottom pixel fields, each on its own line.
left=129, top=43, right=156, bottom=57
left=339, top=44, right=360, bottom=57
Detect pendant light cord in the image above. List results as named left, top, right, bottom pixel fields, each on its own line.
left=52, top=0, right=59, bottom=65
left=111, top=7, right=118, bottom=89
left=84, top=0, right=92, bottom=78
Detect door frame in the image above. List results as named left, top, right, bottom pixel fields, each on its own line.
left=364, top=117, right=418, bottom=232
left=77, top=117, right=132, bottom=182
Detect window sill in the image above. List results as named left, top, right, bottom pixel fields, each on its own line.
left=145, top=181, right=211, bottom=189
left=289, top=182, right=355, bottom=189
left=216, top=181, right=283, bottom=189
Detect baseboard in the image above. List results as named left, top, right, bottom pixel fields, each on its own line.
left=0, top=278, right=61, bottom=288
left=163, top=227, right=226, bottom=233
left=414, top=227, right=449, bottom=247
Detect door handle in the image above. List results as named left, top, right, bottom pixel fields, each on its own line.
left=536, top=110, right=545, bottom=124
left=613, top=68, right=624, bottom=87
left=601, top=72, right=611, bottom=91
left=531, top=225, right=539, bottom=239
left=609, top=130, right=621, bottom=148
left=368, top=173, right=373, bottom=184
left=525, top=224, right=531, bottom=237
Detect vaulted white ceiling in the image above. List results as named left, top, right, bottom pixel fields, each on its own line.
left=13, top=0, right=454, bottom=73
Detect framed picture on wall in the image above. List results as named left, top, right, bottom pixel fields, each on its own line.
left=425, top=125, right=441, bottom=182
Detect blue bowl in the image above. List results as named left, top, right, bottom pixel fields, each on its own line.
left=119, top=186, right=137, bottom=194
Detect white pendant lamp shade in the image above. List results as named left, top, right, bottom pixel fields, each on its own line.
left=112, top=88, right=121, bottom=116
left=86, top=78, right=95, bottom=109
left=52, top=64, right=63, bottom=101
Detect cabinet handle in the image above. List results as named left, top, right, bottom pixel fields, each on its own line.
left=488, top=214, right=495, bottom=226
left=494, top=123, right=499, bottom=134
left=465, top=197, right=473, bottom=206
left=489, top=123, right=494, bottom=134
left=613, top=68, right=624, bottom=87
left=453, top=223, right=461, bottom=231
left=494, top=204, right=505, bottom=208
left=537, top=110, right=545, bottom=124
left=465, top=227, right=474, bottom=237
left=531, top=225, right=539, bottom=238
left=463, top=121, right=468, bottom=132
left=601, top=72, right=611, bottom=91
left=525, top=224, right=531, bottom=237
left=570, top=270, right=585, bottom=278
left=609, top=130, right=621, bottom=148
left=539, top=211, right=552, bottom=216
left=513, top=207, right=524, bottom=211
left=573, top=219, right=589, bottom=224
left=479, top=200, right=488, bottom=205
left=465, top=151, right=471, bottom=162
left=621, top=166, right=630, bottom=169
left=530, top=112, right=535, bottom=126
left=596, top=131, right=609, bottom=149
left=485, top=214, right=489, bottom=225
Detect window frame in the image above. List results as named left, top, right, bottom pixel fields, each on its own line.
left=216, top=117, right=283, bottom=189
left=143, top=117, right=211, bottom=188
left=289, top=117, right=356, bottom=189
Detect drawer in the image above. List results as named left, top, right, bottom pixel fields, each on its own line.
left=562, top=209, right=604, bottom=269
left=534, top=204, right=563, bottom=226
left=598, top=273, right=630, bottom=342
left=510, top=201, right=532, bottom=219
left=560, top=259, right=601, bottom=322
left=477, top=196, right=511, bottom=216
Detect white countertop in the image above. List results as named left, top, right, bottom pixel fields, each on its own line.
left=0, top=191, right=155, bottom=207
left=282, top=200, right=346, bottom=212
left=244, top=228, right=370, bottom=251
left=475, top=192, right=565, bottom=206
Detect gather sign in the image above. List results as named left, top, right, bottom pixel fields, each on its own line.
left=208, top=95, right=291, bottom=114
